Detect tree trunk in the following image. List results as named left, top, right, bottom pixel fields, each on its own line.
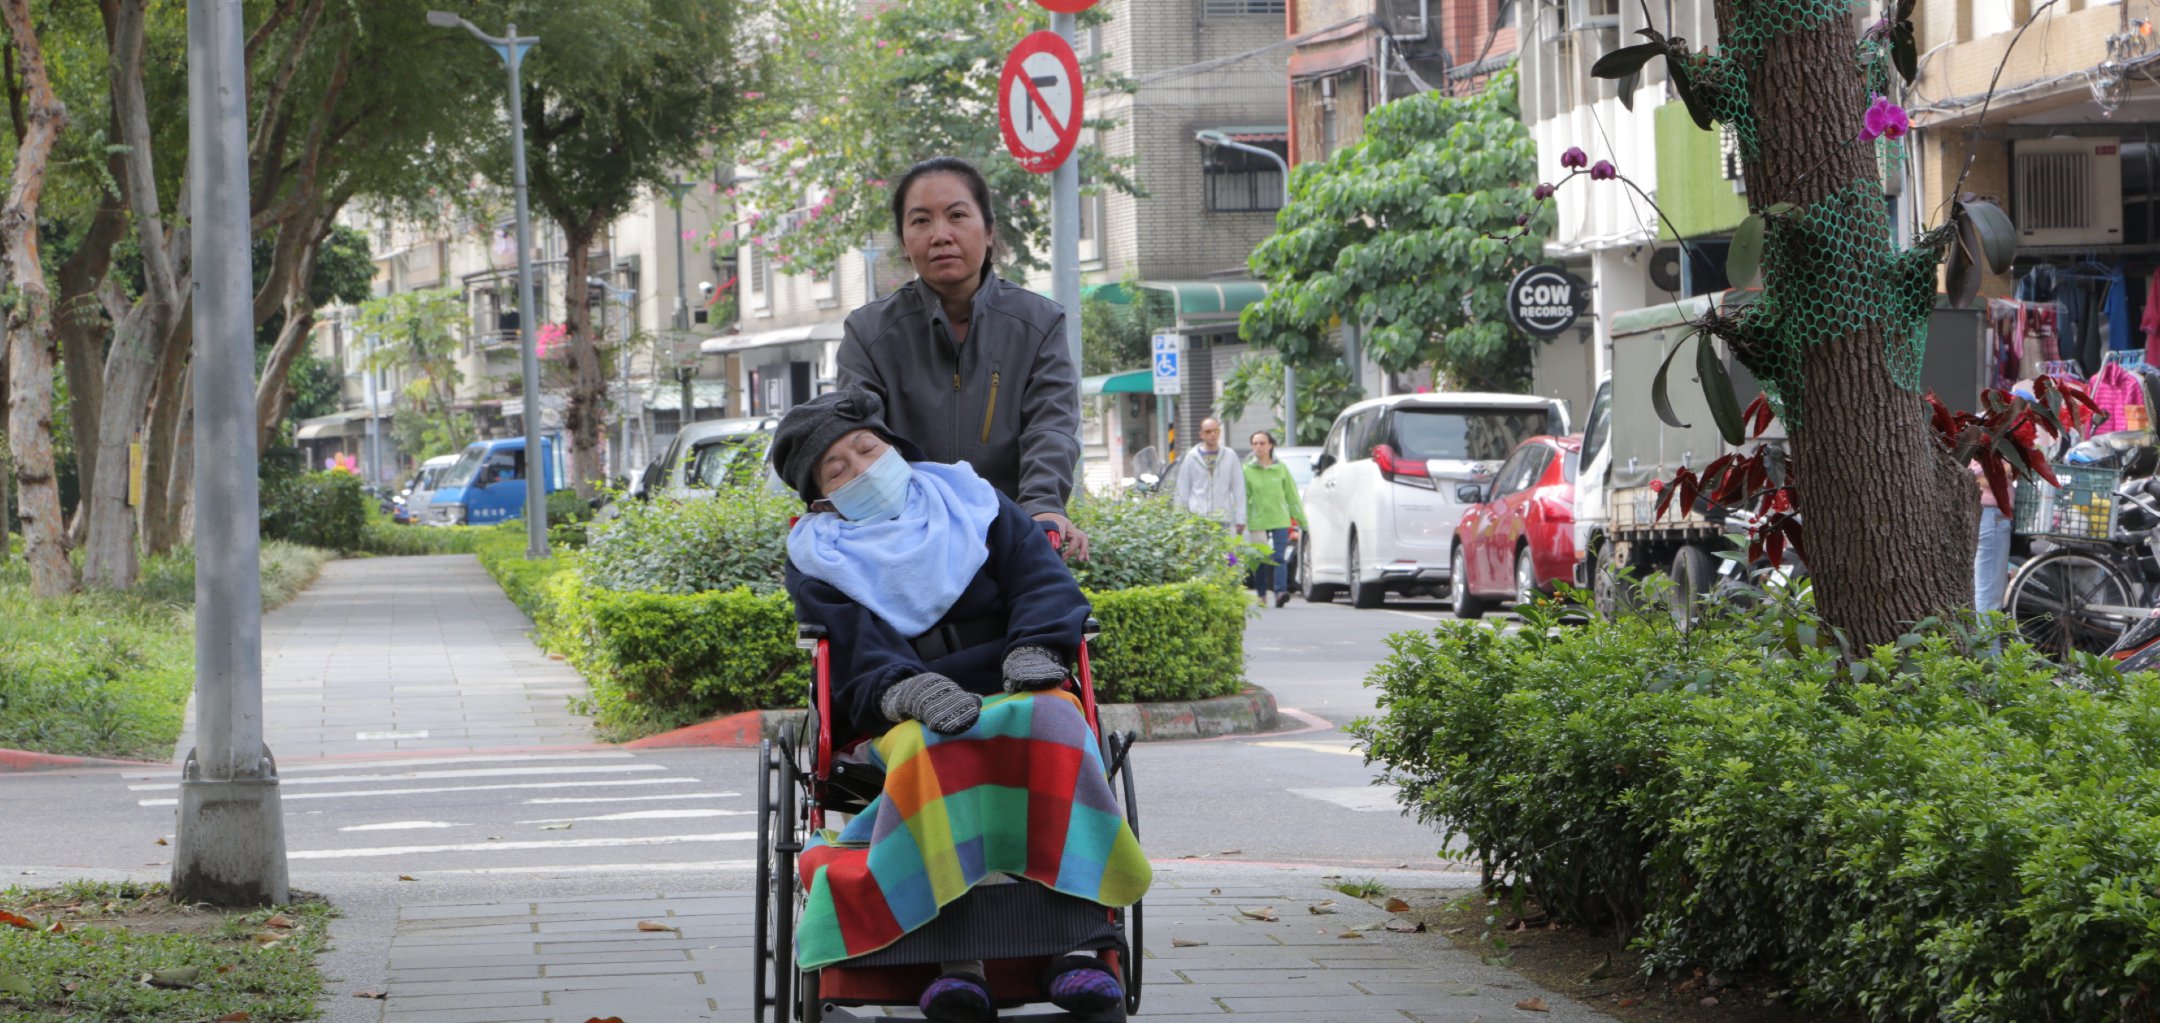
left=1, top=343, right=12, bottom=564
left=252, top=214, right=327, bottom=451
left=0, top=0, right=75, bottom=596
left=163, top=374, right=194, bottom=552
left=561, top=221, right=607, bottom=502
left=1716, top=3, right=1974, bottom=649
left=140, top=308, right=193, bottom=556
left=55, top=197, right=125, bottom=531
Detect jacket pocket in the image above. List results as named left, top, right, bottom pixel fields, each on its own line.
left=979, top=367, right=1001, bottom=445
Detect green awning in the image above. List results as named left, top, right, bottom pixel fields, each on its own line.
left=1082, top=369, right=1153, bottom=396
left=1140, top=279, right=1269, bottom=323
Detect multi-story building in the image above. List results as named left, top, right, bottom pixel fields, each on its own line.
left=298, top=183, right=732, bottom=486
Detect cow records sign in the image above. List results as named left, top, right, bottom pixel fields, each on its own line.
left=1506, top=264, right=1591, bottom=337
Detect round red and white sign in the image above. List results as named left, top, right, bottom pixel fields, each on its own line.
left=1032, top=0, right=1099, bottom=12
left=997, top=31, right=1084, bottom=175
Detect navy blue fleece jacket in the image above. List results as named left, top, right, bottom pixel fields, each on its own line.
left=785, top=491, right=1091, bottom=746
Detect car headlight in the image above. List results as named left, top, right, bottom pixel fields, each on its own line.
left=438, top=504, right=466, bottom=525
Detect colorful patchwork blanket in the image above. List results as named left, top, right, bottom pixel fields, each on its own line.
left=794, top=690, right=1151, bottom=969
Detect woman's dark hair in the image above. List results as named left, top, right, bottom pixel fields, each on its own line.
left=1250, top=430, right=1277, bottom=446
left=890, top=156, right=997, bottom=276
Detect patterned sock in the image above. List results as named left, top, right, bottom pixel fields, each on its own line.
left=919, top=971, right=995, bottom=1023
left=1047, top=962, right=1123, bottom=1014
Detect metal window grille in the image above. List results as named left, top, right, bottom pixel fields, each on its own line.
left=1203, top=0, right=1285, bottom=16
left=1203, top=145, right=1285, bottom=213
left=2016, top=150, right=2091, bottom=231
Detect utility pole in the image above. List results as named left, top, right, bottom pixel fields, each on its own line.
left=1197, top=129, right=1297, bottom=444
left=1050, top=12, right=1083, bottom=374
left=664, top=180, right=697, bottom=427
left=429, top=11, right=548, bottom=559
left=171, top=0, right=287, bottom=907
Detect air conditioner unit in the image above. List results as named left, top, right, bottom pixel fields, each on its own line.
left=2013, top=138, right=2124, bottom=246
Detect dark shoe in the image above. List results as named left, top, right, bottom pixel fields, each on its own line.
left=920, top=970, right=996, bottom=1023
left=1044, top=954, right=1123, bottom=1015
left=1275, top=591, right=1291, bottom=608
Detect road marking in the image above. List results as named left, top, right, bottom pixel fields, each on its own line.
left=354, top=729, right=430, bottom=740
left=522, top=792, right=738, bottom=805
left=514, top=809, right=752, bottom=825
left=287, top=831, right=758, bottom=859
left=127, top=763, right=667, bottom=791
left=1385, top=610, right=1445, bottom=622
left=1286, top=785, right=1405, bottom=813
left=135, top=777, right=700, bottom=808
left=1253, top=740, right=1363, bottom=756
left=405, top=859, right=758, bottom=876
left=340, top=821, right=469, bottom=832
left=280, top=752, right=635, bottom=774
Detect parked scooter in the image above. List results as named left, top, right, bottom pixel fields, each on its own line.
left=1119, top=446, right=1166, bottom=496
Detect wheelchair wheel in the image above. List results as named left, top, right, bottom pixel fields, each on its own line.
left=1109, top=730, right=1143, bottom=1016
left=753, top=738, right=799, bottom=1022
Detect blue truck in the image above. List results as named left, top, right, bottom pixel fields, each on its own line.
left=426, top=437, right=565, bottom=526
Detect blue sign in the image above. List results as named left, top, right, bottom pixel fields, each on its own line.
left=1152, top=333, right=1183, bottom=395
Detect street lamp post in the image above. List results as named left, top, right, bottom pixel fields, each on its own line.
left=429, top=10, right=548, bottom=559
left=1197, top=129, right=1298, bottom=445
left=663, top=180, right=697, bottom=426
left=591, top=276, right=636, bottom=480
left=860, top=240, right=884, bottom=303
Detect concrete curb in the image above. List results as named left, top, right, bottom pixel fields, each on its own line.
left=0, top=749, right=164, bottom=773
left=625, top=686, right=1283, bottom=749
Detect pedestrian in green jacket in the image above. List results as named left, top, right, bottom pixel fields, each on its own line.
left=1243, top=430, right=1307, bottom=607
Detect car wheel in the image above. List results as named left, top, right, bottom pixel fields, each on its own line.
left=1515, top=546, right=1540, bottom=608
left=1299, top=535, right=1339, bottom=603
left=1590, top=538, right=1632, bottom=618
left=1451, top=544, right=1490, bottom=620
left=1349, top=533, right=1385, bottom=609
left=1669, top=544, right=1714, bottom=629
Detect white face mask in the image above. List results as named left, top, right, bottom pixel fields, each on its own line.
left=825, top=446, right=911, bottom=522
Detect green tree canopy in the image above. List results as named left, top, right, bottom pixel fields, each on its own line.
left=1242, top=70, right=1550, bottom=392
left=727, top=0, right=1137, bottom=280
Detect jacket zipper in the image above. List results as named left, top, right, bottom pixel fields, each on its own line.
left=980, top=370, right=1001, bottom=444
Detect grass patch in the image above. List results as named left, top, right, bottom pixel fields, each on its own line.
left=0, top=880, right=336, bottom=1022
left=1327, top=878, right=1387, bottom=900
left=0, top=541, right=330, bottom=761
left=356, top=511, right=490, bottom=557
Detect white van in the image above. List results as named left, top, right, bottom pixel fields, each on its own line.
left=1300, top=393, right=1569, bottom=608
left=398, top=454, right=461, bottom=527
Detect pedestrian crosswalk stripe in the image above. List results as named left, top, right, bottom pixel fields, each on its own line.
left=406, top=859, right=758, bottom=876
left=126, top=763, right=667, bottom=791
left=521, top=792, right=738, bottom=805
left=1253, top=740, right=1363, bottom=756
left=1286, top=785, right=1405, bottom=812
left=514, top=809, right=751, bottom=825
left=287, top=831, right=758, bottom=859
left=135, top=776, right=701, bottom=808
left=278, top=752, right=635, bottom=774
left=340, top=821, right=470, bottom=832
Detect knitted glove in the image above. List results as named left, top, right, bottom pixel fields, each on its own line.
left=1002, top=646, right=1068, bottom=692
left=880, top=672, right=981, bottom=734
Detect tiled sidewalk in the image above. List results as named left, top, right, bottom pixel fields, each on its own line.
left=175, top=555, right=593, bottom=763
left=379, top=877, right=1614, bottom=1023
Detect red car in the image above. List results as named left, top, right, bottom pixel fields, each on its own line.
left=1448, top=434, right=1581, bottom=619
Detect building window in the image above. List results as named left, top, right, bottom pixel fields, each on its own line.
left=1203, top=0, right=1285, bottom=15
left=1203, top=139, right=1287, bottom=213
left=748, top=245, right=770, bottom=311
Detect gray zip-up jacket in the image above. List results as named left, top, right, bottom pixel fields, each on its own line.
left=835, top=272, right=1080, bottom=518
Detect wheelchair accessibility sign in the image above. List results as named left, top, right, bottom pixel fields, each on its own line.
left=1152, top=333, right=1183, bottom=395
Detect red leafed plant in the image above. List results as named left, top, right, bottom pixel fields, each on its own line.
left=1654, top=376, right=2100, bottom=571
left=1928, top=375, right=2099, bottom=512
left=1655, top=394, right=1803, bottom=567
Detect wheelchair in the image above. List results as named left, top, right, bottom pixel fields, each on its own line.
left=754, top=614, right=1144, bottom=1022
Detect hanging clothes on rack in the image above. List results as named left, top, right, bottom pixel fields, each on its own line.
left=2141, top=271, right=2160, bottom=365
left=2104, top=263, right=2132, bottom=352
left=2039, top=359, right=2086, bottom=380
left=2089, top=360, right=2144, bottom=433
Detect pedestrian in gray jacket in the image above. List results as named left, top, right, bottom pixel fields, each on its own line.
left=1174, top=418, right=1246, bottom=534
left=836, top=156, right=1089, bottom=560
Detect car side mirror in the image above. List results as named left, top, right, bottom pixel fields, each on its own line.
left=1456, top=483, right=1485, bottom=504
left=1314, top=453, right=1335, bottom=474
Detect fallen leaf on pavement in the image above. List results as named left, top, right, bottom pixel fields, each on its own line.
left=216, top=965, right=235, bottom=975
left=1170, top=938, right=1206, bottom=947
left=154, top=837, right=169, bottom=846
left=1307, top=900, right=1337, bottom=915
left=1384, top=919, right=1423, bottom=933
left=582, top=1018, right=625, bottom=1023
left=1450, top=987, right=1478, bottom=997
left=1208, top=887, right=1221, bottom=895
left=1383, top=897, right=1411, bottom=913
left=253, top=932, right=286, bottom=945
left=1336, top=929, right=1363, bottom=939
left=1617, top=997, right=1640, bottom=1007
left=353, top=991, right=386, bottom=999
left=144, top=967, right=201, bottom=989
left=636, top=920, right=680, bottom=933
left=1515, top=997, right=1549, bottom=1012
left=45, top=921, right=65, bottom=934
left=1216, top=849, right=1242, bottom=856
left=1321, top=872, right=1342, bottom=879
left=397, top=875, right=416, bottom=882
left=264, top=915, right=296, bottom=930
left=0, top=912, right=34, bottom=929
left=216, top=1012, right=253, bottom=1022
left=1700, top=996, right=1721, bottom=1007
left=540, top=823, right=573, bottom=831
left=1236, top=906, right=1277, bottom=922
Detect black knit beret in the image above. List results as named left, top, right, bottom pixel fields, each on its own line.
left=770, top=386, right=901, bottom=503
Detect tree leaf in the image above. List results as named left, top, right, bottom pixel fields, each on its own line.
left=1591, top=42, right=1666, bottom=81
left=1891, top=23, right=1918, bottom=84
left=1727, top=214, right=1766, bottom=288
left=1652, top=329, right=1700, bottom=430
left=1618, top=69, right=1640, bottom=111
left=1668, top=59, right=1714, bottom=131
left=1963, top=199, right=2017, bottom=274
left=1697, top=333, right=1747, bottom=446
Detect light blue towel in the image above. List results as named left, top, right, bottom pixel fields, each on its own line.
left=787, top=461, right=1001, bottom=637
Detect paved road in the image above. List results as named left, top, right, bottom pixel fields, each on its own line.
left=0, top=559, right=1571, bottom=1022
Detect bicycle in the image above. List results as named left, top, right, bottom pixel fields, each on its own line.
left=2003, top=472, right=2160, bottom=656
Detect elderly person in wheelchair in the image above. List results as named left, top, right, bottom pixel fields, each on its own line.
left=769, top=386, right=1149, bottom=1023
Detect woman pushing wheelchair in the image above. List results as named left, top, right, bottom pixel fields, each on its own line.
left=770, top=387, right=1149, bottom=1022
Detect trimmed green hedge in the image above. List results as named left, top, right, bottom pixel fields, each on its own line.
left=1083, top=582, right=1245, bottom=704
left=1352, top=597, right=2160, bottom=1022
left=358, top=512, right=492, bottom=556
left=260, top=470, right=368, bottom=553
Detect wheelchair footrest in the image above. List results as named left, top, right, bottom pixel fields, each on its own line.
left=823, top=1007, right=1125, bottom=1022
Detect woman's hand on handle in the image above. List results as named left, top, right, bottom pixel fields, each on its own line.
left=1033, top=511, right=1090, bottom=562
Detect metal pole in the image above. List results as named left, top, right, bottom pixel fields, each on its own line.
left=502, top=23, right=549, bottom=559
left=1051, top=12, right=1082, bottom=372
left=665, top=181, right=695, bottom=426
left=173, top=0, right=287, bottom=907
left=1198, top=130, right=1297, bottom=442
left=363, top=333, right=381, bottom=479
